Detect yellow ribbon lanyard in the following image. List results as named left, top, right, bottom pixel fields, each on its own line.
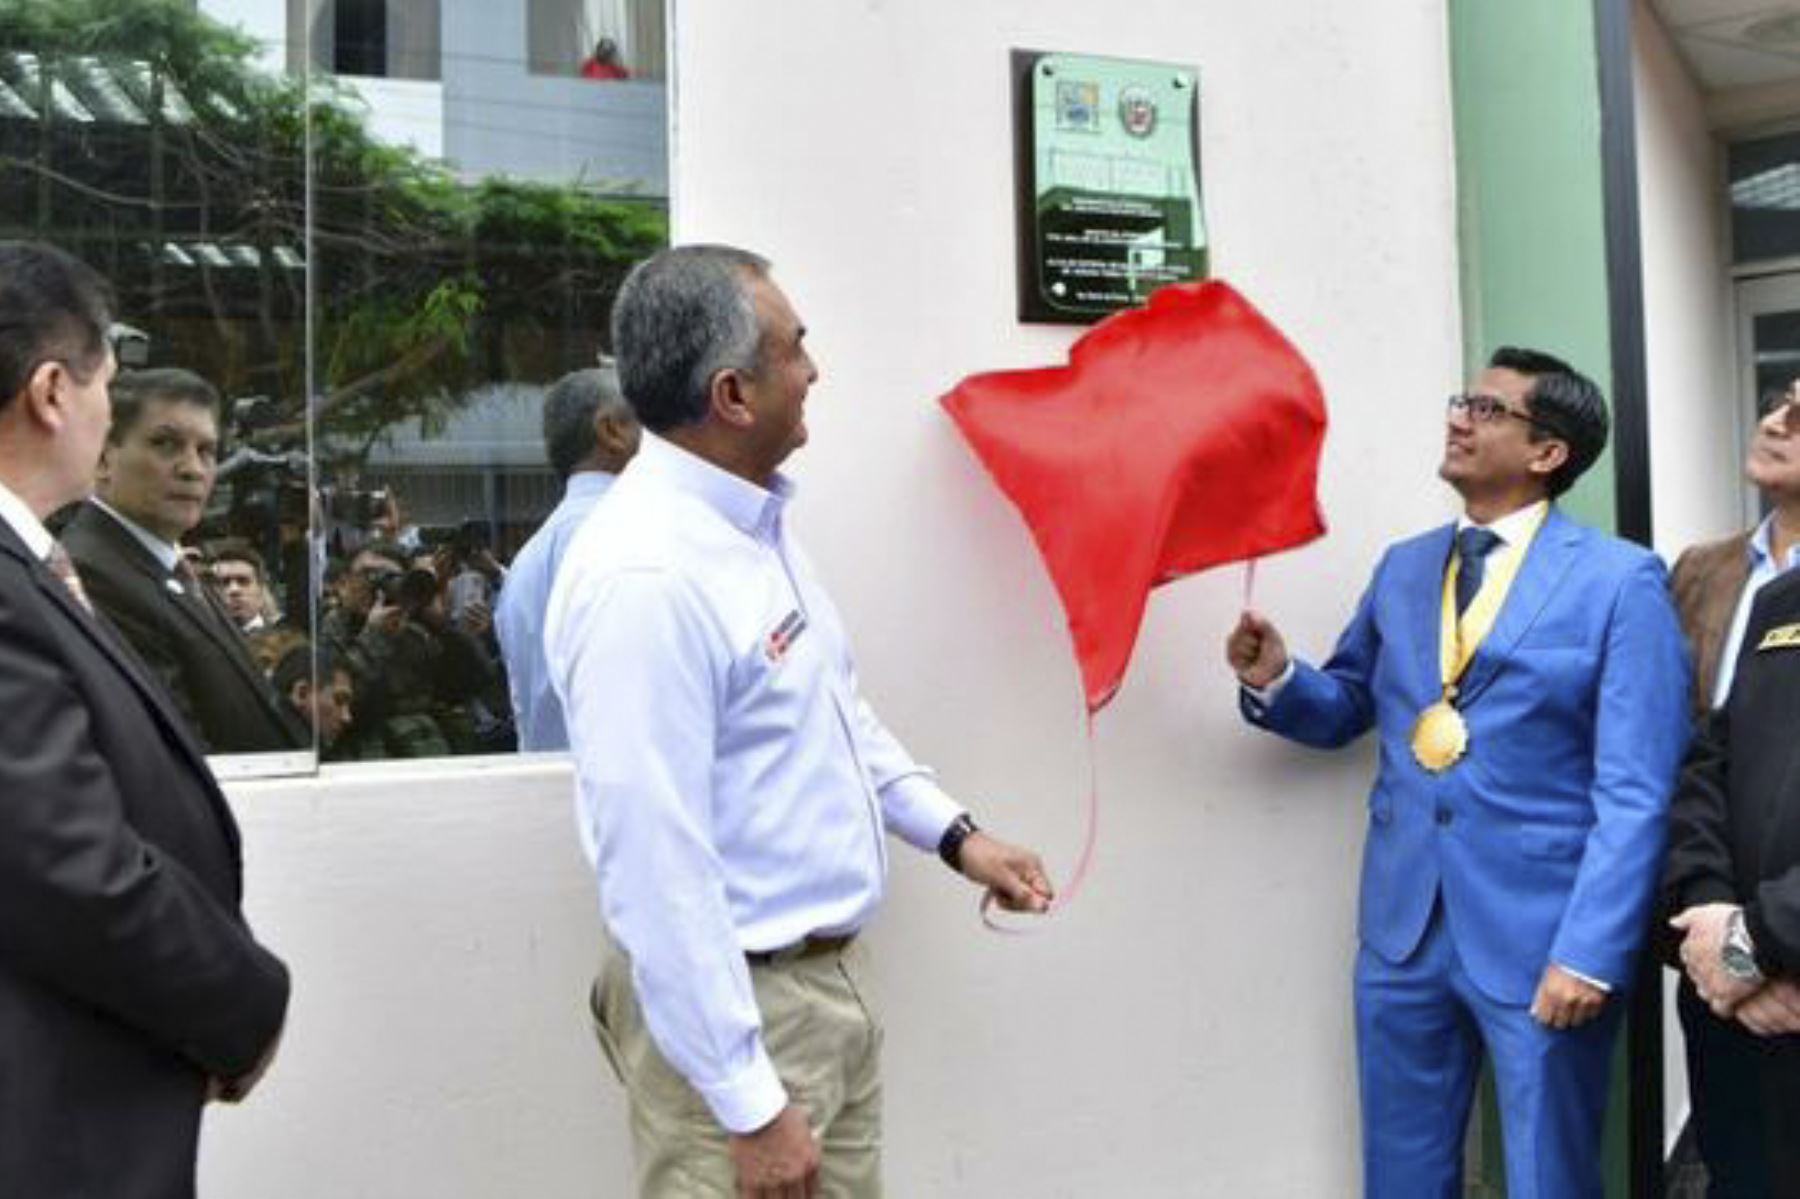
left=1436, top=502, right=1548, bottom=701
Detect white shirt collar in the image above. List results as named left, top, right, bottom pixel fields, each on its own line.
left=0, top=478, right=54, bottom=561
left=89, top=497, right=182, bottom=573
left=1456, top=499, right=1548, bottom=548
left=1748, top=513, right=1800, bottom=573
left=633, top=431, right=794, bottom=543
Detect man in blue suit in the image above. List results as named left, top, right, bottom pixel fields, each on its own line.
left=1226, top=347, right=1690, bottom=1198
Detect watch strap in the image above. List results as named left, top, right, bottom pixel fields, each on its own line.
left=937, top=812, right=979, bottom=872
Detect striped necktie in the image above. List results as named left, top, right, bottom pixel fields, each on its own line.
left=44, top=540, right=95, bottom=616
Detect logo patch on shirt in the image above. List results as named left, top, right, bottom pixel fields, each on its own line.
left=764, top=609, right=808, bottom=664
left=1756, top=622, right=1800, bottom=652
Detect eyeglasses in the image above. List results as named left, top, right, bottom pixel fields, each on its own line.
left=1446, top=392, right=1558, bottom=434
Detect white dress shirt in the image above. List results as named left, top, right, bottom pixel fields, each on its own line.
left=0, top=479, right=53, bottom=559
left=1710, top=513, right=1800, bottom=709
left=494, top=470, right=616, bottom=750
left=544, top=433, right=962, bottom=1135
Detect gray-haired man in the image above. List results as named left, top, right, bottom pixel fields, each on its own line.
left=495, top=364, right=640, bottom=750
left=547, top=244, right=1053, bottom=1197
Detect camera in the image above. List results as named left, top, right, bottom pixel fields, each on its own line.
left=231, top=394, right=287, bottom=436
left=108, top=322, right=150, bottom=369
left=328, top=487, right=392, bottom=527
left=416, top=519, right=492, bottom=555
left=369, top=566, right=438, bottom=611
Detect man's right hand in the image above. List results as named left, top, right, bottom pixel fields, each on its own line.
left=729, top=1104, right=818, bottom=1198
left=1226, top=610, right=1289, bottom=690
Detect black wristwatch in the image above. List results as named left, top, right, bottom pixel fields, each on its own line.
left=937, top=812, right=979, bottom=873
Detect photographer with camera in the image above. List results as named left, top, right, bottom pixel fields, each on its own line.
left=321, top=542, right=450, bottom=759
left=60, top=367, right=306, bottom=754
left=416, top=521, right=515, bottom=753
left=321, top=537, right=505, bottom=758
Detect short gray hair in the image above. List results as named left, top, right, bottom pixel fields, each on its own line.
left=542, top=365, right=631, bottom=478
left=610, top=244, right=770, bottom=432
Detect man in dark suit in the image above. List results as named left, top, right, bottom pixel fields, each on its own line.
left=1664, top=376, right=1800, bottom=1194
left=1664, top=385, right=1800, bottom=1198
left=1227, top=348, right=1690, bottom=1198
left=61, top=367, right=306, bottom=753
left=0, top=241, right=289, bottom=1196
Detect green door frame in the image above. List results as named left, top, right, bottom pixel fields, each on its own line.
left=1448, top=0, right=1659, bottom=1193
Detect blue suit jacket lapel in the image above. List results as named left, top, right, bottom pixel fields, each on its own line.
left=1405, top=523, right=1457, bottom=702
left=1458, top=506, right=1583, bottom=705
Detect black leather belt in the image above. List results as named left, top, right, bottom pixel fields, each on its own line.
left=744, top=932, right=857, bottom=966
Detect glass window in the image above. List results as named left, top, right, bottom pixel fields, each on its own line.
left=528, top=0, right=665, bottom=80
left=1729, top=129, right=1800, bottom=264
left=308, top=0, right=667, bottom=762
left=0, top=0, right=668, bottom=770
left=298, top=0, right=442, bottom=82
left=0, top=5, right=314, bottom=774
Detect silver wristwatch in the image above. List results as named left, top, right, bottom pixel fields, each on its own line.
left=1721, top=908, right=1765, bottom=985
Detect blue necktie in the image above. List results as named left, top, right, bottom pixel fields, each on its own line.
left=1455, top=527, right=1501, bottom=616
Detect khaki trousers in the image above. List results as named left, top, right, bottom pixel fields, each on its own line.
left=589, top=936, right=884, bottom=1198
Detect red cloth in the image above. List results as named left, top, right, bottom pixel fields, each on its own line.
left=580, top=58, right=630, bottom=80
left=942, top=279, right=1327, bottom=711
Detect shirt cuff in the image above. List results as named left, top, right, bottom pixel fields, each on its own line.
left=1555, top=963, right=1612, bottom=993
left=696, top=1046, right=788, bottom=1135
left=881, top=773, right=965, bottom=852
left=1241, top=660, right=1296, bottom=705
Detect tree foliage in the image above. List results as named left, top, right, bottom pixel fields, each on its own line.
left=0, top=0, right=667, bottom=458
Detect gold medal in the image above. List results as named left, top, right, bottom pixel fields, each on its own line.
left=1410, top=699, right=1468, bottom=773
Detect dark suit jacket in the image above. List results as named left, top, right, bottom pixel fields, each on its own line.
left=1664, top=568, right=1800, bottom=978
left=0, top=518, right=289, bottom=1198
left=1669, top=530, right=1752, bottom=719
left=61, top=502, right=306, bottom=754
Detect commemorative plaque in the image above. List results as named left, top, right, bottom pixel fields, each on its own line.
left=1012, top=50, right=1208, bottom=324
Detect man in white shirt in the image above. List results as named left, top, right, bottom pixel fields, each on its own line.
left=547, top=244, right=1052, bottom=1198
left=495, top=364, right=639, bottom=751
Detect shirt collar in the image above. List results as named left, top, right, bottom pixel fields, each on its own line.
left=1456, top=499, right=1548, bottom=548
left=1747, top=514, right=1800, bottom=572
left=563, top=470, right=617, bottom=501
left=0, top=478, right=54, bottom=561
left=634, top=431, right=793, bottom=542
left=90, top=497, right=182, bottom=572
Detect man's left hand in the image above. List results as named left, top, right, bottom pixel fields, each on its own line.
left=1671, top=903, right=1761, bottom=1016
left=956, top=832, right=1054, bottom=913
left=1530, top=964, right=1608, bottom=1030
left=1734, top=978, right=1800, bottom=1037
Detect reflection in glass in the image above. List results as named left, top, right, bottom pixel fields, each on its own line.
left=1730, top=130, right=1800, bottom=265
left=0, top=0, right=668, bottom=765
left=308, top=0, right=668, bottom=760
left=1, top=3, right=313, bottom=762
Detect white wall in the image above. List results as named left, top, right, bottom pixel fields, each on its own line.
left=1631, top=0, right=1753, bottom=1158
left=1634, top=0, right=1741, bottom=564
left=202, top=1, right=1465, bottom=1194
